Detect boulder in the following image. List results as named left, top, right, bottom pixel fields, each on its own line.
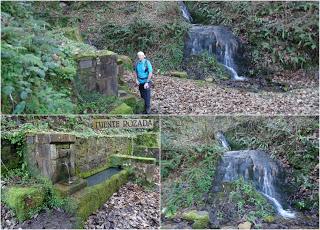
left=3, top=186, right=45, bottom=221
left=182, top=210, right=210, bottom=229
left=170, top=71, right=188, bottom=78
left=238, top=221, right=252, bottom=229
left=109, top=103, right=133, bottom=114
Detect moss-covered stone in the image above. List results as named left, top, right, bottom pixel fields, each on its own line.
left=182, top=210, right=209, bottom=229
left=133, top=146, right=160, bottom=160
left=72, top=169, right=129, bottom=226
left=110, top=154, right=156, bottom=166
left=77, top=162, right=111, bottom=179
left=134, top=132, right=159, bottom=148
left=61, top=27, right=83, bottom=42
left=54, top=178, right=87, bottom=196
left=170, top=71, right=188, bottom=78
left=3, top=186, right=45, bottom=222
left=263, top=215, right=275, bottom=223
left=109, top=103, right=134, bottom=114
left=122, top=96, right=145, bottom=114
left=75, top=49, right=117, bottom=61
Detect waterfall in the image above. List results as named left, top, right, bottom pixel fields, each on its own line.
left=178, top=1, right=193, bottom=23
left=223, top=44, right=246, bottom=81
left=213, top=150, right=295, bottom=219
left=180, top=2, right=247, bottom=81
left=215, top=131, right=231, bottom=150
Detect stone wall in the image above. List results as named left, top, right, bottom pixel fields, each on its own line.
left=26, top=133, right=77, bottom=183
left=25, top=133, right=133, bottom=182
left=76, top=50, right=119, bottom=97
left=74, top=136, right=133, bottom=177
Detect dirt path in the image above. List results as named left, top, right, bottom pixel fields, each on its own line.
left=123, top=73, right=319, bottom=115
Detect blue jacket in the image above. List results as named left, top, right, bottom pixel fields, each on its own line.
left=135, top=59, right=153, bottom=84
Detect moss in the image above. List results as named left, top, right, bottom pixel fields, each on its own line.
left=109, top=103, right=134, bottom=114
left=263, top=215, right=275, bottom=223
left=134, top=132, right=159, bottom=148
left=182, top=210, right=209, bottom=229
left=111, top=154, right=156, bottom=166
left=74, top=49, right=117, bottom=60
left=60, top=27, right=83, bottom=42
left=117, top=55, right=133, bottom=71
left=3, top=186, right=45, bottom=222
left=170, top=71, right=188, bottom=78
left=72, top=169, right=129, bottom=225
left=122, top=96, right=145, bottom=114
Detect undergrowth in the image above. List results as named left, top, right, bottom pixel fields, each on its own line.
left=186, top=1, right=319, bottom=75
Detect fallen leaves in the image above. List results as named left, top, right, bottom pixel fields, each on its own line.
left=123, top=72, right=319, bottom=115
left=85, top=182, right=160, bottom=229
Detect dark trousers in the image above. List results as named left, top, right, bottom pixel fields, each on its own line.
left=139, top=83, right=151, bottom=113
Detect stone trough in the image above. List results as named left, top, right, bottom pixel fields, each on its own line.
left=2, top=132, right=159, bottom=227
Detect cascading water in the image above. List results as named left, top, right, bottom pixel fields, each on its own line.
left=212, top=132, right=295, bottom=219
left=214, top=150, right=295, bottom=219
left=223, top=44, right=246, bottom=81
left=214, top=131, right=231, bottom=150
left=178, top=1, right=193, bottom=23
left=179, top=2, right=246, bottom=81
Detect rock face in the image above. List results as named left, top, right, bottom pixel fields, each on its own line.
left=184, top=25, right=245, bottom=79
left=76, top=50, right=119, bottom=97
left=212, top=150, right=285, bottom=200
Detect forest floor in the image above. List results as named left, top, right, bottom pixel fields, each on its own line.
left=1, top=204, right=76, bottom=229
left=85, top=182, right=160, bottom=229
left=123, top=72, right=319, bottom=115
left=1, top=182, right=159, bottom=229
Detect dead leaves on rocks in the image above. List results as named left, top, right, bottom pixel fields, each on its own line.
left=85, top=182, right=160, bottom=229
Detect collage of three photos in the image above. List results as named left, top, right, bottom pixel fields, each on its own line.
left=1, top=1, right=319, bottom=230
